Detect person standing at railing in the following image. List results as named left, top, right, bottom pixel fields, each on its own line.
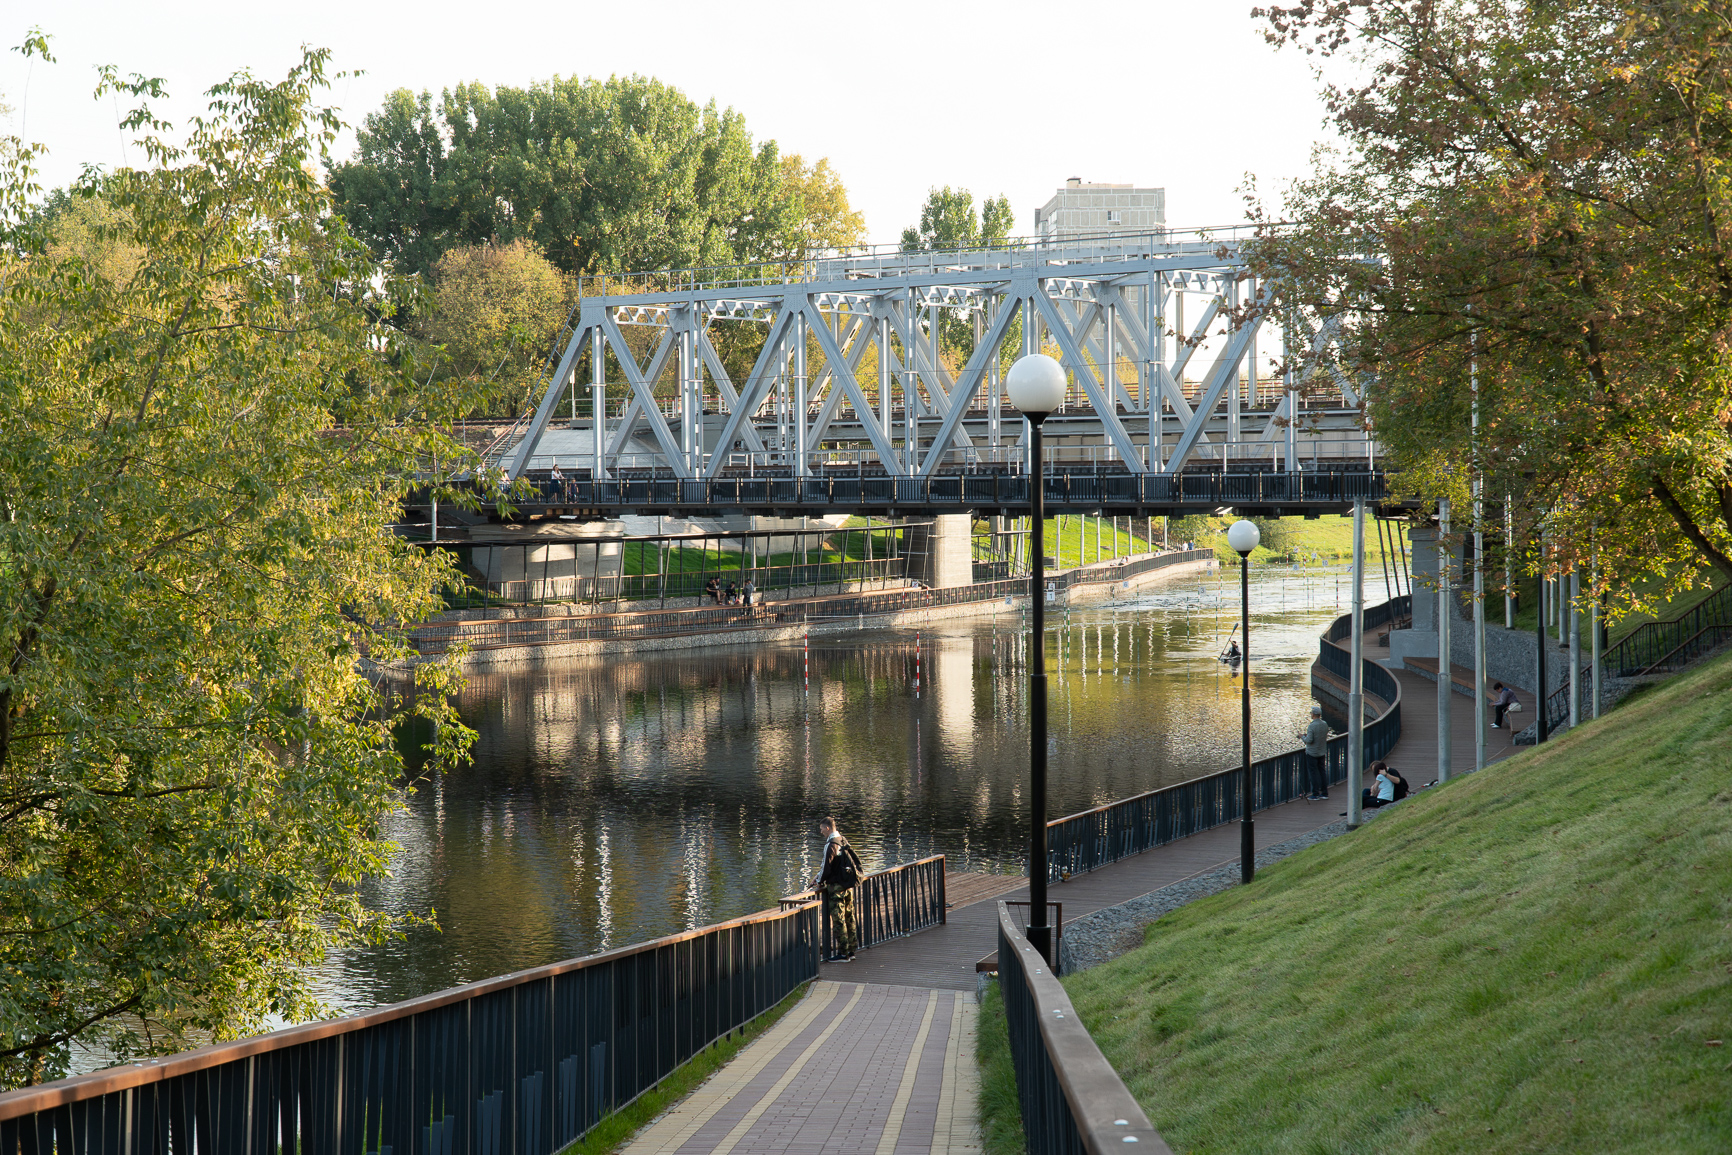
left=742, top=577, right=756, bottom=606
left=549, top=463, right=564, bottom=501
left=811, top=817, right=862, bottom=962
left=1301, top=704, right=1331, bottom=801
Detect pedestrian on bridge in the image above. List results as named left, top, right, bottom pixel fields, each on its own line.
left=1302, top=704, right=1330, bottom=801
left=811, top=817, right=862, bottom=962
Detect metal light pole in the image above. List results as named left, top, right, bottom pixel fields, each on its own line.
left=1227, top=519, right=1261, bottom=883
left=1007, top=353, right=1066, bottom=967
left=1348, top=501, right=1365, bottom=829
left=1437, top=499, right=1453, bottom=784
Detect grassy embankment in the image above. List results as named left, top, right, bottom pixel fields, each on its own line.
left=979, top=648, right=1732, bottom=1152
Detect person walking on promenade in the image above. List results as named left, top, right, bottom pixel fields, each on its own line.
left=1301, top=704, right=1330, bottom=801
left=549, top=463, right=564, bottom=501
left=1489, top=682, right=1517, bottom=729
left=811, top=817, right=862, bottom=962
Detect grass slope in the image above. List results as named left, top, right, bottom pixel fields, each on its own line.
left=988, top=649, right=1732, bottom=1152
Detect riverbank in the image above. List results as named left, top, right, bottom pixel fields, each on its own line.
left=376, top=552, right=1212, bottom=670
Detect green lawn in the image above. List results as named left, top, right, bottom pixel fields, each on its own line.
left=981, top=649, right=1732, bottom=1153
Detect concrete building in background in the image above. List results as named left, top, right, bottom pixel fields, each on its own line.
left=1034, top=178, right=1166, bottom=242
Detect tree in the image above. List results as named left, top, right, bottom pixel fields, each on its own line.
left=0, top=47, right=474, bottom=1088
left=776, top=153, right=867, bottom=260
left=423, top=239, right=574, bottom=416
left=330, top=76, right=865, bottom=280
left=899, top=187, right=1018, bottom=366
left=1251, top=1, right=1732, bottom=609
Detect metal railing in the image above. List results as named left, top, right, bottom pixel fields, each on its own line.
left=780, top=855, right=947, bottom=960
left=0, top=902, right=820, bottom=1154
left=474, top=468, right=1388, bottom=512
left=1048, top=549, right=1212, bottom=595
left=1044, top=599, right=1404, bottom=884
left=1602, top=583, right=1732, bottom=676
left=996, top=903, right=1170, bottom=1155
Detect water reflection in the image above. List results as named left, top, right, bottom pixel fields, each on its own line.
left=322, top=566, right=1348, bottom=1011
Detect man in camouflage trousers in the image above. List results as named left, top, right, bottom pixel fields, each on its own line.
left=813, top=817, right=861, bottom=961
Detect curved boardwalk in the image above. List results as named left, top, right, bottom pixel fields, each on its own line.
left=623, top=653, right=1506, bottom=1153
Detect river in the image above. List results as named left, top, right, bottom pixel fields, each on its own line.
left=313, top=563, right=1352, bottom=1013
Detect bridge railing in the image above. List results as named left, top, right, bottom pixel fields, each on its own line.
left=996, top=903, right=1172, bottom=1155
left=0, top=902, right=819, bottom=1155
left=779, top=855, right=947, bottom=959
left=1044, top=600, right=1403, bottom=884
left=500, top=469, right=1388, bottom=512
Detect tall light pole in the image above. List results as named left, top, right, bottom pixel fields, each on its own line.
left=1006, top=353, right=1066, bottom=966
left=1227, top=518, right=1261, bottom=883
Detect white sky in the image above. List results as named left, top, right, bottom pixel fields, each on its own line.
left=2, top=0, right=1334, bottom=246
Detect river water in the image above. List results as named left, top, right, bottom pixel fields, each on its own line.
left=319, top=564, right=1351, bottom=1013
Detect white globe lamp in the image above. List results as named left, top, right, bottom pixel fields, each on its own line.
left=1227, top=519, right=1261, bottom=558
left=1005, top=353, right=1067, bottom=419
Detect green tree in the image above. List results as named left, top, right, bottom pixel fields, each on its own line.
left=423, top=238, right=575, bottom=416
left=899, top=186, right=1018, bottom=366
left=0, top=48, right=474, bottom=1087
left=330, top=76, right=863, bottom=280
left=1251, top=0, right=1732, bottom=609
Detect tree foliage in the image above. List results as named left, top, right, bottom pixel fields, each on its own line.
left=899, top=186, right=1019, bottom=367
left=0, top=48, right=475, bottom=1087
left=423, top=239, right=575, bottom=414
left=329, top=76, right=863, bottom=279
left=1250, top=1, right=1732, bottom=608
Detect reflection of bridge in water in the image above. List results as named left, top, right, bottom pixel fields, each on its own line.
left=461, top=228, right=1381, bottom=519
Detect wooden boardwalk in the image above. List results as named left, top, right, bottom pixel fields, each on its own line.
left=1382, top=662, right=1533, bottom=777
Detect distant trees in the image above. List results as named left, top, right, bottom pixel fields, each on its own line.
left=329, top=76, right=866, bottom=280
left=422, top=239, right=575, bottom=414
left=900, top=187, right=1018, bottom=366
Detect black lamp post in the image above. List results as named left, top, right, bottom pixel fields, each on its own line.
left=1006, top=353, right=1066, bottom=966
left=1226, top=518, right=1261, bottom=884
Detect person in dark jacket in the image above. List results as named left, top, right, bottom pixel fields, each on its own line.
left=1300, top=704, right=1330, bottom=800
left=811, top=817, right=861, bottom=961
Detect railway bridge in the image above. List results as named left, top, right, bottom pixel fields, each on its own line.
left=447, top=227, right=1381, bottom=521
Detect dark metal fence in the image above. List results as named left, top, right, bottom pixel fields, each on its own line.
left=996, top=904, right=1171, bottom=1155
left=780, top=855, right=947, bottom=960
left=0, top=902, right=820, bottom=1155
left=1044, top=599, right=1405, bottom=884
left=488, top=468, right=1387, bottom=514
left=1602, top=584, right=1732, bottom=676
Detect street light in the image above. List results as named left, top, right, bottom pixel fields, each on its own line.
left=1006, top=352, right=1065, bottom=967
left=1226, top=518, right=1261, bottom=884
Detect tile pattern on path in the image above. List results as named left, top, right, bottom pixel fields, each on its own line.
left=621, top=982, right=980, bottom=1155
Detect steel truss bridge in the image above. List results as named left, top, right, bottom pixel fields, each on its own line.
left=473, top=226, right=1381, bottom=515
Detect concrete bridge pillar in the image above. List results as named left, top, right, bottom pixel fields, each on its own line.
left=905, top=514, right=973, bottom=589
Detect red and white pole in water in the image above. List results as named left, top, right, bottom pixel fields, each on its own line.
left=914, top=630, right=921, bottom=697
left=803, top=625, right=809, bottom=694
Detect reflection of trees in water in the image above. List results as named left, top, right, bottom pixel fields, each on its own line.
left=335, top=574, right=1340, bottom=1011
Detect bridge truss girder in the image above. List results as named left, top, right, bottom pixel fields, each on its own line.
left=504, top=237, right=1370, bottom=481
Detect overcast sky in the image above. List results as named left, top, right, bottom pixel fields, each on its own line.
left=3, top=1, right=1336, bottom=246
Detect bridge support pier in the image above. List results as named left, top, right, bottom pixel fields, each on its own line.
left=904, top=514, right=973, bottom=589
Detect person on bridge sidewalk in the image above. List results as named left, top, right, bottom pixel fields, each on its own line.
left=1302, top=704, right=1330, bottom=801
left=811, top=817, right=862, bottom=962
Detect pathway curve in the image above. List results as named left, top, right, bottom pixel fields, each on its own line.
left=622, top=982, right=980, bottom=1155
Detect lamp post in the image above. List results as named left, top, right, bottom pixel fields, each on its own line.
left=1006, top=353, right=1066, bottom=967
left=1226, top=518, right=1261, bottom=883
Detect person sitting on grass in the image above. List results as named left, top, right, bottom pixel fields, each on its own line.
left=1362, top=761, right=1398, bottom=809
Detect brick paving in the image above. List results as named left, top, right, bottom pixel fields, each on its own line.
left=621, top=982, right=980, bottom=1155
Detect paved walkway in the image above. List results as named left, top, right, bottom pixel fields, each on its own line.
left=622, top=982, right=980, bottom=1155
left=621, top=645, right=1506, bottom=1153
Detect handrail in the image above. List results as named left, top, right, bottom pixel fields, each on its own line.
left=1043, top=599, right=1403, bottom=884
left=1604, top=583, right=1732, bottom=676
left=0, top=901, right=820, bottom=1153
left=779, top=854, right=947, bottom=958
left=996, top=903, right=1171, bottom=1155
